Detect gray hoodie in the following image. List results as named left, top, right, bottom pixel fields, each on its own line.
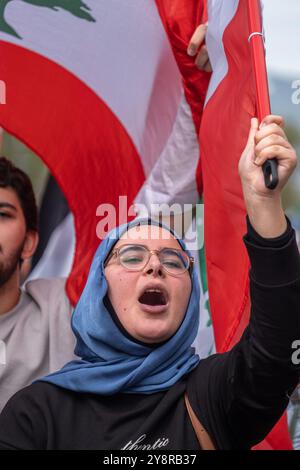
left=0, top=278, right=77, bottom=413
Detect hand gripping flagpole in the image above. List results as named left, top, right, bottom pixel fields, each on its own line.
left=247, top=0, right=279, bottom=190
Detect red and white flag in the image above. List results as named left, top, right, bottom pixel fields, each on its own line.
left=0, top=0, right=292, bottom=450
left=0, top=0, right=208, bottom=304
left=201, top=0, right=292, bottom=450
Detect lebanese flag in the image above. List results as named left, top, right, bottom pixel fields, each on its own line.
left=201, top=0, right=293, bottom=450
left=0, top=0, right=292, bottom=450
left=0, top=0, right=208, bottom=304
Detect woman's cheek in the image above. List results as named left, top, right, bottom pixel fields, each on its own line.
left=113, top=275, right=136, bottom=311
left=176, top=279, right=191, bottom=313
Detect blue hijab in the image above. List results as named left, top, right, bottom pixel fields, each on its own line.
left=39, top=218, right=200, bottom=394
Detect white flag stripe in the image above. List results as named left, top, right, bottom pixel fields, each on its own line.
left=135, top=92, right=200, bottom=210
left=28, top=214, right=75, bottom=282
left=205, top=0, right=239, bottom=106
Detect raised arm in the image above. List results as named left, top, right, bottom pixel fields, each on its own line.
left=238, top=115, right=297, bottom=238
left=187, top=114, right=300, bottom=449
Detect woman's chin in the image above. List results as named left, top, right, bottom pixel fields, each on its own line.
left=132, top=322, right=173, bottom=344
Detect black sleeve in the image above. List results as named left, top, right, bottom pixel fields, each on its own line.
left=0, top=385, right=46, bottom=450
left=187, top=216, right=300, bottom=449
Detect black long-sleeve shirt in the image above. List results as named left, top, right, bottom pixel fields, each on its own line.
left=0, top=218, right=299, bottom=450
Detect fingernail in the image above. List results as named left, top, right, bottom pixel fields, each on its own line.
left=187, top=46, right=195, bottom=56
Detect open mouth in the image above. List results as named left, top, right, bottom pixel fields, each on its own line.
left=138, top=288, right=168, bottom=307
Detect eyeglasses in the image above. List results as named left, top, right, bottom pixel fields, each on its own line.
left=105, top=244, right=194, bottom=276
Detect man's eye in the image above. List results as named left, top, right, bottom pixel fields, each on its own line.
left=0, top=212, right=11, bottom=219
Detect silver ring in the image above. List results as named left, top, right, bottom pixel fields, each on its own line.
left=248, top=32, right=265, bottom=43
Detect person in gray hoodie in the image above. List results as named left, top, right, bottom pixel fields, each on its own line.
left=0, top=157, right=77, bottom=413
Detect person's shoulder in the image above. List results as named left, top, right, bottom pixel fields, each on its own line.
left=2, top=381, right=61, bottom=413
left=14, top=381, right=60, bottom=398
left=24, top=277, right=67, bottom=297
left=23, top=278, right=71, bottom=312
left=188, top=352, right=231, bottom=385
left=196, top=352, right=230, bottom=369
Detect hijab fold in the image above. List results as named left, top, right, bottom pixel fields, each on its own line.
left=39, top=218, right=200, bottom=394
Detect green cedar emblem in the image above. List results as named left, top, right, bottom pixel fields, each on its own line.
left=0, top=0, right=95, bottom=39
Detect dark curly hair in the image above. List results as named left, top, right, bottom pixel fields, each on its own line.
left=0, top=156, right=38, bottom=232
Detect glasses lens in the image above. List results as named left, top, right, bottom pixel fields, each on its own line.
left=160, top=248, right=189, bottom=274
left=119, top=245, right=148, bottom=270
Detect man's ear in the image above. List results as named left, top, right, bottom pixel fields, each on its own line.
left=21, top=230, right=39, bottom=261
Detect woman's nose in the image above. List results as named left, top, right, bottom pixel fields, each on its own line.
left=144, top=253, right=164, bottom=277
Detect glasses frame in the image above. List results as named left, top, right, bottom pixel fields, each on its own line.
left=104, top=243, right=194, bottom=276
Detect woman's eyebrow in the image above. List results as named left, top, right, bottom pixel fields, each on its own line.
left=117, top=243, right=180, bottom=250
left=0, top=202, right=17, bottom=211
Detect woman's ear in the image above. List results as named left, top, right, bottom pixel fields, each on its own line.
left=21, top=230, right=39, bottom=261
